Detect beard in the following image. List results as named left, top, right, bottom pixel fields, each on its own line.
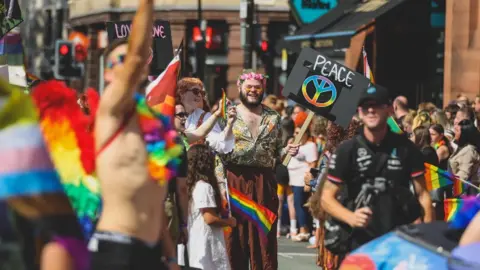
left=239, top=90, right=263, bottom=109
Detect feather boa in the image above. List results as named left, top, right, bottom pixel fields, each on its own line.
left=31, top=80, right=100, bottom=239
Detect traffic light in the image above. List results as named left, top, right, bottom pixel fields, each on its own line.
left=54, top=40, right=85, bottom=80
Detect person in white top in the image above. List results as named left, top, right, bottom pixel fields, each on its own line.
left=287, top=112, right=318, bottom=242
left=177, top=77, right=235, bottom=154
left=186, top=144, right=236, bottom=270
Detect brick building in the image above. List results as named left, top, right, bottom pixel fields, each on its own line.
left=68, top=0, right=290, bottom=101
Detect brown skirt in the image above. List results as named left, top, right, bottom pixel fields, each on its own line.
left=225, top=164, right=279, bottom=270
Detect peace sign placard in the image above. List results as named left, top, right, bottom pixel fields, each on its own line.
left=283, top=48, right=371, bottom=128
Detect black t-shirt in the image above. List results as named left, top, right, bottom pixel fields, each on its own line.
left=421, top=146, right=439, bottom=167
left=327, top=129, right=425, bottom=247
left=168, top=147, right=188, bottom=194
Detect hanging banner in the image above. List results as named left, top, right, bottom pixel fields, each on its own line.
left=105, top=20, right=173, bottom=75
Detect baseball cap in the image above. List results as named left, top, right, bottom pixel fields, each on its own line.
left=357, top=85, right=391, bottom=107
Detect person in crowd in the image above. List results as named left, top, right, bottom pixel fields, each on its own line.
left=263, top=94, right=278, bottom=111
left=393, top=96, right=409, bottom=125
left=310, top=116, right=327, bottom=155
left=276, top=97, right=286, bottom=116
left=287, top=111, right=318, bottom=242
left=89, top=1, right=177, bottom=268
left=277, top=118, right=296, bottom=238
left=429, top=124, right=452, bottom=170
left=321, top=85, right=433, bottom=256
left=417, top=102, right=438, bottom=115
left=459, top=212, right=480, bottom=246
left=284, top=106, right=294, bottom=120
left=449, top=119, right=480, bottom=195
left=457, top=94, right=470, bottom=107
left=402, top=110, right=416, bottom=135
left=412, top=111, right=432, bottom=131
left=186, top=144, right=236, bottom=270
left=177, top=77, right=236, bottom=152
left=431, top=109, right=449, bottom=129
left=222, top=70, right=299, bottom=270
left=445, top=103, right=460, bottom=130
left=454, top=106, right=476, bottom=126
left=291, top=104, right=305, bottom=122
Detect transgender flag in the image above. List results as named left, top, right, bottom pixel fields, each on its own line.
left=0, top=79, right=63, bottom=199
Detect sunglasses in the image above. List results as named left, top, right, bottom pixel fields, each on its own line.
left=360, top=102, right=387, bottom=111
left=106, top=54, right=126, bottom=69
left=245, top=85, right=263, bottom=91
left=187, top=88, right=206, bottom=97
left=175, top=112, right=189, bottom=119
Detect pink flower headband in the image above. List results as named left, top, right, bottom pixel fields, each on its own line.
left=236, top=71, right=269, bottom=88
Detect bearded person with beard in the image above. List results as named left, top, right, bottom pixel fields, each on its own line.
left=222, top=70, right=299, bottom=270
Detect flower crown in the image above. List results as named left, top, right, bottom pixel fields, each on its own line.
left=236, top=70, right=269, bottom=88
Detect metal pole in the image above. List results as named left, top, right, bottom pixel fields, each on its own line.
left=242, top=0, right=254, bottom=69
left=196, top=0, right=206, bottom=81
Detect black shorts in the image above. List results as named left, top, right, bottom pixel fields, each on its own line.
left=88, top=231, right=167, bottom=270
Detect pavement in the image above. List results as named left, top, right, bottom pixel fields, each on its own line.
left=278, top=236, right=319, bottom=270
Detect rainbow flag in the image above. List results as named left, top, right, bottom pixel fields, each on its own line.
left=444, top=197, right=480, bottom=228
left=0, top=79, right=63, bottom=199
left=229, top=187, right=277, bottom=241
left=31, top=80, right=101, bottom=239
left=221, top=89, right=227, bottom=119
left=424, top=163, right=453, bottom=191
left=363, top=46, right=375, bottom=83
left=453, top=178, right=465, bottom=197
left=387, top=116, right=403, bottom=134
left=135, top=93, right=183, bottom=186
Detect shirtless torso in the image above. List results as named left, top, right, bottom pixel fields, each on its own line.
left=237, top=104, right=262, bottom=139
left=95, top=111, right=166, bottom=243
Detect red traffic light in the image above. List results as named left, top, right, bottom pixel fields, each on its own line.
left=261, top=41, right=268, bottom=52
left=59, top=44, right=69, bottom=55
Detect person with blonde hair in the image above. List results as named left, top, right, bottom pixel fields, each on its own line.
left=402, top=110, right=417, bottom=134
left=430, top=110, right=448, bottom=128
left=412, top=111, right=432, bottom=131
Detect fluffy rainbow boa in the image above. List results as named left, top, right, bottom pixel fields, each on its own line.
left=135, top=93, right=183, bottom=185
left=31, top=80, right=100, bottom=239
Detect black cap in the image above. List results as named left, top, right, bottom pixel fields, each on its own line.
left=357, top=85, right=391, bottom=107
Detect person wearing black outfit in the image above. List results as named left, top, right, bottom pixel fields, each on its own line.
left=320, top=85, right=433, bottom=255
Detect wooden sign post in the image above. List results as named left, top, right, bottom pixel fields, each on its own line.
left=282, top=110, right=315, bottom=166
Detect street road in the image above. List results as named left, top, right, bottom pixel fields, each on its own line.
left=278, top=237, right=319, bottom=270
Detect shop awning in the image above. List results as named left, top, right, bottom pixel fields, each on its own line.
left=277, top=0, right=408, bottom=53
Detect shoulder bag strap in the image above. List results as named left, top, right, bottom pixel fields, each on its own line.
left=196, top=111, right=207, bottom=128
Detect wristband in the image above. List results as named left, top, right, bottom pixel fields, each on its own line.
left=167, top=257, right=177, bottom=264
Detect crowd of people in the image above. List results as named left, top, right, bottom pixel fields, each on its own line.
left=3, top=1, right=480, bottom=269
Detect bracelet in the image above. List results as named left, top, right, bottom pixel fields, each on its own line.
left=167, top=257, right=177, bottom=264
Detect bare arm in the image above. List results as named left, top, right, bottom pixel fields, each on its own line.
left=320, top=181, right=355, bottom=226
left=201, top=208, right=233, bottom=227
left=185, top=112, right=220, bottom=143
left=98, top=0, right=154, bottom=117
left=459, top=212, right=480, bottom=246
left=175, top=177, right=188, bottom=224
left=412, top=175, right=434, bottom=222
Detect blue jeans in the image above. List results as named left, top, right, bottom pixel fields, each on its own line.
left=292, top=186, right=309, bottom=228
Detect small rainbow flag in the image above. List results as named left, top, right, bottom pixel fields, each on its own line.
left=362, top=46, right=375, bottom=83
left=444, top=198, right=464, bottom=222
left=444, top=197, right=480, bottom=228
left=453, top=178, right=465, bottom=197
left=424, top=163, right=453, bottom=191
left=229, top=187, right=277, bottom=241
left=387, top=116, right=403, bottom=134
left=221, top=89, right=227, bottom=119
left=0, top=80, right=63, bottom=199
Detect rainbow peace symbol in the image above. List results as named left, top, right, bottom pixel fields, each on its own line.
left=301, top=75, right=337, bottom=108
